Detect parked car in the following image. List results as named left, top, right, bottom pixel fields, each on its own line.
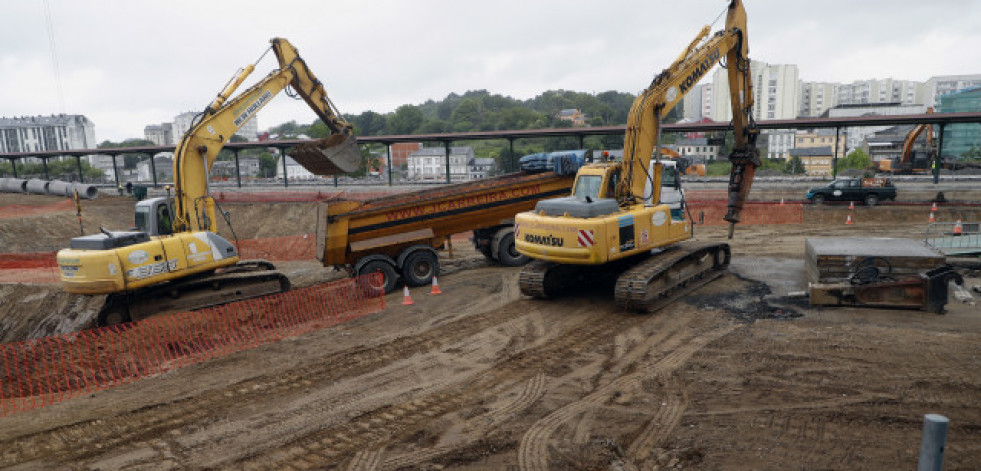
left=805, top=177, right=897, bottom=206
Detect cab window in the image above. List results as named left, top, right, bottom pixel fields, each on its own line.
left=134, top=207, right=150, bottom=232
left=574, top=175, right=602, bottom=200
left=662, top=166, right=678, bottom=187
left=157, top=205, right=173, bottom=235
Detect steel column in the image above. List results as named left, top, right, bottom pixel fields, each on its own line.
left=934, top=123, right=945, bottom=185
left=233, top=149, right=242, bottom=188
left=75, top=156, right=84, bottom=183
left=444, top=141, right=451, bottom=183
left=387, top=143, right=393, bottom=186
left=111, top=154, right=120, bottom=189
left=149, top=153, right=158, bottom=186
left=43, top=158, right=50, bottom=180
left=832, top=126, right=840, bottom=179
left=281, top=147, right=289, bottom=187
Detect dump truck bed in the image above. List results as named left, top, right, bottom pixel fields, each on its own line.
left=318, top=171, right=574, bottom=266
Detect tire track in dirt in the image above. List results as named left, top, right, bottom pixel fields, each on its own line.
left=0, top=289, right=555, bottom=468
left=518, top=319, right=737, bottom=471
left=379, top=372, right=546, bottom=469
left=234, top=300, right=638, bottom=470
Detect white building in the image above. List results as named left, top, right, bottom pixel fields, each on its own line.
left=0, top=114, right=97, bottom=153
left=674, top=138, right=719, bottom=162
left=469, top=157, right=496, bottom=180
left=276, top=155, right=317, bottom=180
left=407, top=146, right=475, bottom=181
left=763, top=130, right=796, bottom=160
left=144, top=123, right=174, bottom=146
left=171, top=112, right=198, bottom=144
left=711, top=61, right=799, bottom=121
left=922, top=74, right=981, bottom=108
left=838, top=78, right=922, bottom=107
left=799, top=82, right=839, bottom=118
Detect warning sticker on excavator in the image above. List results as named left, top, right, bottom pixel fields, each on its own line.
left=577, top=229, right=595, bottom=247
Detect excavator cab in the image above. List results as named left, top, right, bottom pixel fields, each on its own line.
left=134, top=198, right=176, bottom=237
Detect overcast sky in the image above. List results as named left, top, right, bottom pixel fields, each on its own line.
left=2, top=0, right=979, bottom=143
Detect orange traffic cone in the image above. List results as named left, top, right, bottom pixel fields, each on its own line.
left=954, top=220, right=963, bottom=236
left=845, top=214, right=852, bottom=225
left=849, top=201, right=854, bottom=210
left=401, top=286, right=415, bottom=305
left=932, top=202, right=938, bottom=211
left=929, top=212, right=936, bottom=223
left=429, top=276, right=443, bottom=295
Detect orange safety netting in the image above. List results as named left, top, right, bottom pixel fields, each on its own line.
left=0, top=273, right=384, bottom=417
left=0, top=252, right=58, bottom=269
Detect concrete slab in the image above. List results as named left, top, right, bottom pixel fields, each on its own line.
left=805, top=237, right=945, bottom=283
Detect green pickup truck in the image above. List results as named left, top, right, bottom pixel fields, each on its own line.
left=805, top=177, right=897, bottom=206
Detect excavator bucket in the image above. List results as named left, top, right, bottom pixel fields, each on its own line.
left=289, top=133, right=361, bottom=175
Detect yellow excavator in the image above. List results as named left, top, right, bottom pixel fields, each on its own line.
left=57, top=38, right=359, bottom=326
left=877, top=107, right=934, bottom=174
left=514, top=0, right=759, bottom=311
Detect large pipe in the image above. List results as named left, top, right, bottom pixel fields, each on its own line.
left=25, top=178, right=49, bottom=195
left=46, top=180, right=75, bottom=197
left=46, top=180, right=101, bottom=199
left=0, top=178, right=28, bottom=193
left=71, top=182, right=100, bottom=199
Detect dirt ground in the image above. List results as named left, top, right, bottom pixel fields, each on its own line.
left=0, top=190, right=980, bottom=470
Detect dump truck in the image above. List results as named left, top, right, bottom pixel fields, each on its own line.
left=317, top=170, right=577, bottom=293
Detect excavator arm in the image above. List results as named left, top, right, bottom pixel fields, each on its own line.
left=619, top=0, right=758, bottom=237
left=172, top=38, right=358, bottom=234
left=900, top=107, right=935, bottom=166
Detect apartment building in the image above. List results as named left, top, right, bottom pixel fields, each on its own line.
left=923, top=74, right=981, bottom=108
left=799, top=82, right=839, bottom=118
left=0, top=114, right=96, bottom=154
left=711, top=61, right=799, bottom=122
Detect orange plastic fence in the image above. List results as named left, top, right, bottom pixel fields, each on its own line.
left=688, top=201, right=804, bottom=226
left=0, top=273, right=384, bottom=417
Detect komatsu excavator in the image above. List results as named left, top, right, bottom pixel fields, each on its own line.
left=514, top=0, right=760, bottom=312
left=57, top=38, right=359, bottom=326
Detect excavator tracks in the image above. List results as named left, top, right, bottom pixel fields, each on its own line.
left=614, top=241, right=730, bottom=312
left=519, top=241, right=730, bottom=313
left=97, top=260, right=291, bottom=326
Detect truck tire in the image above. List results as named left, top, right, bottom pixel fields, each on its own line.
left=496, top=233, right=529, bottom=267
left=864, top=194, right=879, bottom=206
left=357, top=260, right=398, bottom=294
left=811, top=194, right=825, bottom=205
left=401, top=250, right=439, bottom=287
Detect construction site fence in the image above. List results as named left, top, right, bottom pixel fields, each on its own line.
left=0, top=273, right=385, bottom=418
